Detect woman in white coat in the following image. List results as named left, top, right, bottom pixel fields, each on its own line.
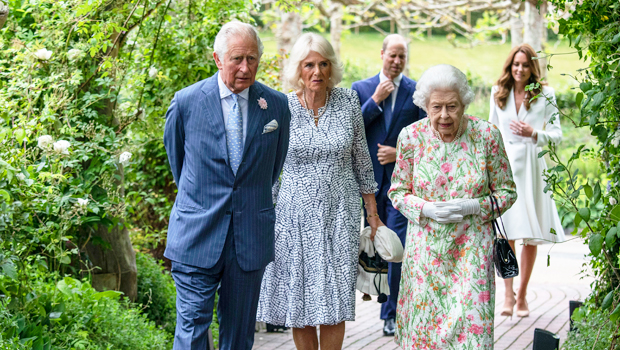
left=489, top=43, right=565, bottom=318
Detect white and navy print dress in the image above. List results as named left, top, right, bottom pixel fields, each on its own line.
left=257, top=87, right=378, bottom=327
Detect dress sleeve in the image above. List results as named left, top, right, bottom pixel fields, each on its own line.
left=349, top=90, right=378, bottom=194
left=478, top=125, right=518, bottom=223
left=535, top=88, right=562, bottom=147
left=388, top=128, right=426, bottom=225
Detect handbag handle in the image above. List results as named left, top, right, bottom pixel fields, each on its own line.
left=489, top=195, right=509, bottom=240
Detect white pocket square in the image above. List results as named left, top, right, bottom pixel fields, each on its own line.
left=262, top=119, right=278, bottom=134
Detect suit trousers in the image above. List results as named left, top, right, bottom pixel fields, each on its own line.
left=375, top=172, right=408, bottom=321
left=171, top=221, right=266, bottom=350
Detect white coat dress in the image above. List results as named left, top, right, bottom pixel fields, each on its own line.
left=489, top=85, right=565, bottom=244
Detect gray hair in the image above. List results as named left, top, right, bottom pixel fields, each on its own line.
left=284, top=33, right=343, bottom=91
left=413, top=64, right=475, bottom=112
left=213, top=21, right=264, bottom=58
left=382, top=34, right=408, bottom=52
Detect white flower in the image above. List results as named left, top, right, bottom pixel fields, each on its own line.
left=148, top=67, right=158, bottom=78
left=77, top=198, right=89, bottom=207
left=37, top=135, right=53, bottom=149
left=611, top=130, right=620, bottom=148
left=67, top=48, right=84, bottom=61
left=53, top=140, right=71, bottom=154
left=16, top=173, right=26, bottom=181
left=119, top=152, right=132, bottom=166
left=34, top=48, right=53, bottom=61
left=611, top=197, right=618, bottom=206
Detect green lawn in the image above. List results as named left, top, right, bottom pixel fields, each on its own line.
left=260, top=32, right=587, bottom=93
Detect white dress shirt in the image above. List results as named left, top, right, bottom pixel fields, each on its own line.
left=379, top=70, right=403, bottom=112
left=218, top=72, right=250, bottom=143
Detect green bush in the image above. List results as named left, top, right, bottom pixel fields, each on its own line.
left=0, top=277, right=170, bottom=349
left=341, top=59, right=376, bottom=88
left=136, top=252, right=177, bottom=335
left=563, top=307, right=617, bottom=349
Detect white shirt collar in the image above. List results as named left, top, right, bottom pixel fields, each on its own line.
left=379, top=70, right=403, bottom=87
left=218, top=72, right=250, bottom=100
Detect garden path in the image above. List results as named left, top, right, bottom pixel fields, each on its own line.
left=252, top=234, right=592, bottom=350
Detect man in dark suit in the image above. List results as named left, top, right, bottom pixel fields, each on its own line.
left=163, top=21, right=290, bottom=350
left=351, top=34, right=425, bottom=337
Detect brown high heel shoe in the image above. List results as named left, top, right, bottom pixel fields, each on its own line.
left=516, top=299, right=530, bottom=317
left=501, top=294, right=516, bottom=318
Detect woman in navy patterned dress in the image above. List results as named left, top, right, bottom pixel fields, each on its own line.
left=257, top=33, right=383, bottom=349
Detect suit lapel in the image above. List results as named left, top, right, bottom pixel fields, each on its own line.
left=201, top=73, right=229, bottom=166
left=388, top=78, right=410, bottom=133
left=242, top=83, right=264, bottom=160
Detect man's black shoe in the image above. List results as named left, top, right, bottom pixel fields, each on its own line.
left=383, top=318, right=396, bottom=336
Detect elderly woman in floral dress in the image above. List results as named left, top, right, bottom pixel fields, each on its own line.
left=388, top=64, right=517, bottom=349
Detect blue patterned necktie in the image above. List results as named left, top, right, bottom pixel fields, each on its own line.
left=383, top=93, right=393, bottom=132
left=226, top=93, right=243, bottom=175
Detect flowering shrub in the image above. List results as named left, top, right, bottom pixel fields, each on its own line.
left=0, top=0, right=252, bottom=346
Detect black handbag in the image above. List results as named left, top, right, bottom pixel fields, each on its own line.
left=489, top=195, right=519, bottom=279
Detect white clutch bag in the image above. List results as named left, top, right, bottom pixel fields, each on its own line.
left=359, top=226, right=404, bottom=263
left=356, top=226, right=404, bottom=297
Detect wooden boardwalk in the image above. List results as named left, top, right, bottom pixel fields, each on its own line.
left=253, top=236, right=592, bottom=350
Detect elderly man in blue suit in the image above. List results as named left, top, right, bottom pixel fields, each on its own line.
left=163, top=21, right=290, bottom=350
left=351, top=34, right=425, bottom=337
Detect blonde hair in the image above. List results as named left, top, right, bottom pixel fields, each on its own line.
left=284, top=33, right=343, bottom=91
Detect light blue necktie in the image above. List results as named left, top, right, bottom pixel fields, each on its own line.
left=226, top=94, right=243, bottom=175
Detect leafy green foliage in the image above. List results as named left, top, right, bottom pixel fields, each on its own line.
left=136, top=252, right=177, bottom=335
left=0, top=277, right=170, bottom=349
left=564, top=307, right=617, bottom=350
left=1, top=0, right=252, bottom=347
left=544, top=0, right=620, bottom=346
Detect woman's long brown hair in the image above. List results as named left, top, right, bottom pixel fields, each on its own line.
left=494, top=44, right=545, bottom=111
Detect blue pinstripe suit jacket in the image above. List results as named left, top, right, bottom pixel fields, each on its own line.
left=163, top=73, right=291, bottom=271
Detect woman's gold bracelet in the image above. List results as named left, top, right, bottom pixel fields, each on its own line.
left=366, top=213, right=379, bottom=220
left=364, top=201, right=377, bottom=208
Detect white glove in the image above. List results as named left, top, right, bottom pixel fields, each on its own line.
left=435, top=198, right=481, bottom=216
left=421, top=202, right=463, bottom=224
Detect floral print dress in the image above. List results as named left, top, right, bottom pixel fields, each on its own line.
left=388, top=116, right=517, bottom=350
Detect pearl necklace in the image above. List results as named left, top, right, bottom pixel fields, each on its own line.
left=432, top=116, right=468, bottom=142
left=302, top=89, right=330, bottom=123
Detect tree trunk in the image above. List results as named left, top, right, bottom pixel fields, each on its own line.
left=0, top=1, right=8, bottom=30
left=86, top=219, right=138, bottom=301
left=510, top=12, right=524, bottom=47
left=277, top=11, right=302, bottom=91
left=84, top=32, right=137, bottom=301
left=330, top=3, right=343, bottom=59
left=523, top=0, right=547, bottom=77
left=396, top=19, right=410, bottom=77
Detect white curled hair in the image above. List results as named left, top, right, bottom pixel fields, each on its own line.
left=413, top=64, right=475, bottom=112
left=214, top=21, right=264, bottom=58
left=284, top=33, right=343, bottom=91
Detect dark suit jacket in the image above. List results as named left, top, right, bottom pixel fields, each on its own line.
left=352, top=74, right=425, bottom=190
left=163, top=73, right=291, bottom=271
